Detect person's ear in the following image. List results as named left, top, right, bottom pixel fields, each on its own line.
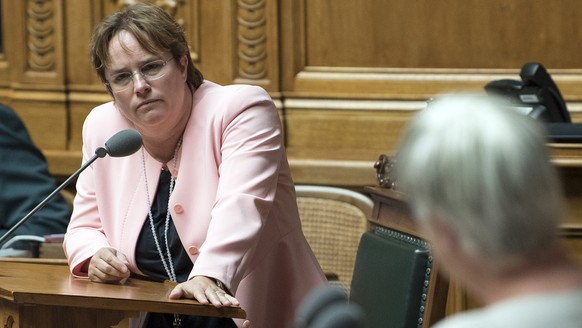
left=426, top=214, right=461, bottom=257
left=179, top=55, right=188, bottom=80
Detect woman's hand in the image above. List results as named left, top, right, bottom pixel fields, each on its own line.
left=169, top=275, right=239, bottom=308
left=170, top=276, right=249, bottom=326
left=87, top=247, right=131, bottom=283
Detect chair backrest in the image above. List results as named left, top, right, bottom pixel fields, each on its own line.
left=295, top=185, right=373, bottom=292
left=350, top=228, right=432, bottom=328
left=349, top=186, right=449, bottom=328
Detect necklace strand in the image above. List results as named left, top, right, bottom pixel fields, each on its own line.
left=141, top=139, right=183, bottom=328
left=141, top=138, right=182, bottom=282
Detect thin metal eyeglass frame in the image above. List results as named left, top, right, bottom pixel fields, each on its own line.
left=104, top=57, right=175, bottom=93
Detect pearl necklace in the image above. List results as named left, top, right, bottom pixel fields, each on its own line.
left=141, top=138, right=183, bottom=328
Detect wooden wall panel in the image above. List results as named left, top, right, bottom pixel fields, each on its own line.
left=2, top=0, right=582, bottom=190
left=64, top=1, right=103, bottom=89
left=3, top=0, right=66, bottom=84
left=197, top=0, right=280, bottom=93
left=0, top=0, right=67, bottom=150
left=278, top=0, right=582, bottom=191
left=284, top=99, right=425, bottom=187
left=285, top=101, right=415, bottom=153
left=0, top=0, right=281, bottom=177
left=281, top=0, right=582, bottom=101
left=305, top=0, right=582, bottom=69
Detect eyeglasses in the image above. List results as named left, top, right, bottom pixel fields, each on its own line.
left=104, top=57, right=174, bottom=93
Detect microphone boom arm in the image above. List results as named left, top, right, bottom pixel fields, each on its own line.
left=0, top=128, right=142, bottom=247
left=0, top=148, right=107, bottom=246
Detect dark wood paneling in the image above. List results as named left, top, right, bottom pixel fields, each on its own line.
left=1, top=0, right=582, bottom=191
left=306, top=0, right=582, bottom=69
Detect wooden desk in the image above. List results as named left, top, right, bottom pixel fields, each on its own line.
left=551, top=143, right=582, bottom=228
left=0, top=261, right=245, bottom=327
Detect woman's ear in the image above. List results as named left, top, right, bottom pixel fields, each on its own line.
left=179, top=55, right=188, bottom=80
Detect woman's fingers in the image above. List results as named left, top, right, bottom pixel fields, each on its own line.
left=88, top=247, right=130, bottom=283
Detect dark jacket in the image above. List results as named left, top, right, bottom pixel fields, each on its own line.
left=0, top=104, right=70, bottom=248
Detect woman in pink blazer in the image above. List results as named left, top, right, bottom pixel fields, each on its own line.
left=63, top=3, right=325, bottom=328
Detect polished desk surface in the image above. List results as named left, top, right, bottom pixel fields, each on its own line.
left=0, top=260, right=246, bottom=319
left=365, top=186, right=420, bottom=238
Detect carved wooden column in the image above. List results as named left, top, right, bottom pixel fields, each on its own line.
left=0, top=0, right=67, bottom=150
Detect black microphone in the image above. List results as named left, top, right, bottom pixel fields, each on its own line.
left=308, top=303, right=364, bottom=328
left=293, top=284, right=364, bottom=328
left=294, top=285, right=348, bottom=328
left=104, top=129, right=143, bottom=157
left=0, top=129, right=143, bottom=246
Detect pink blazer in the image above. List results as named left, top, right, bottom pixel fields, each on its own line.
left=64, top=81, right=326, bottom=327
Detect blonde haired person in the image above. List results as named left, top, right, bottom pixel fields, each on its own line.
left=395, top=94, right=582, bottom=327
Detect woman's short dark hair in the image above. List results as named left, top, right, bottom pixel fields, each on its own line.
left=90, top=3, right=203, bottom=92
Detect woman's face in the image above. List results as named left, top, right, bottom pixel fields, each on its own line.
left=104, top=30, right=189, bottom=134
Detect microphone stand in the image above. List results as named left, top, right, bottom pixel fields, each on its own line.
left=0, top=147, right=108, bottom=247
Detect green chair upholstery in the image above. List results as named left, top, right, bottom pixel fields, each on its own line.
left=350, top=226, right=433, bottom=328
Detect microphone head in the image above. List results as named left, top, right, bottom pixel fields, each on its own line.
left=294, top=285, right=348, bottom=328
left=104, top=129, right=143, bottom=157
left=309, top=303, right=364, bottom=328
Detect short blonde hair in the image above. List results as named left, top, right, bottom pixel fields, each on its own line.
left=395, top=93, right=564, bottom=265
